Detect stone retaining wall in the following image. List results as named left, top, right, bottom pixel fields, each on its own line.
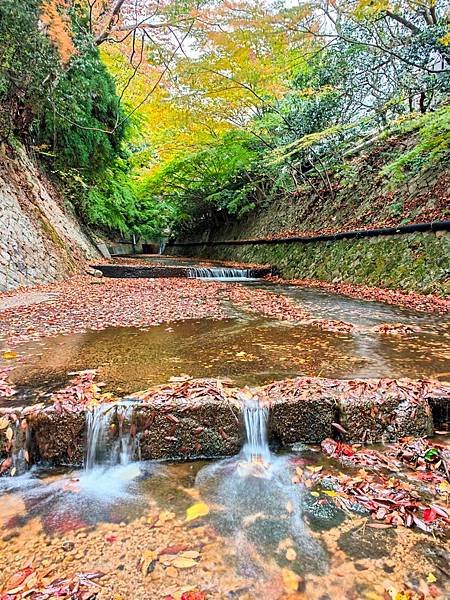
left=0, top=146, right=99, bottom=291
left=170, top=231, right=450, bottom=296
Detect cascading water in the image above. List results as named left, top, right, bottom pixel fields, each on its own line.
left=85, top=401, right=139, bottom=471
left=241, top=399, right=271, bottom=467
left=187, top=267, right=255, bottom=281
left=9, top=418, right=31, bottom=476
left=196, top=397, right=326, bottom=577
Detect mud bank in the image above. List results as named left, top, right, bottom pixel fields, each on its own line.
left=1, top=377, right=447, bottom=472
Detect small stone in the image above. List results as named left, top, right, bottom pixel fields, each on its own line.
left=62, top=541, right=75, bottom=552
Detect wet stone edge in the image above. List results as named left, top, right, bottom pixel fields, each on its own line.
left=0, top=376, right=447, bottom=472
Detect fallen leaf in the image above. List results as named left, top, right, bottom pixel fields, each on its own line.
left=181, top=592, right=206, bottom=600
left=2, top=351, right=17, bottom=360
left=281, top=568, right=301, bottom=593
left=426, top=573, right=437, bottom=584
left=180, top=551, right=200, bottom=559
left=423, top=508, right=437, bottom=524
left=141, top=550, right=157, bottom=575
left=186, top=502, right=209, bottom=522
left=172, top=557, right=198, bottom=569
left=285, top=548, right=297, bottom=562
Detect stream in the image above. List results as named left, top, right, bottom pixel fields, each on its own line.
left=0, top=259, right=449, bottom=599
left=2, top=280, right=449, bottom=408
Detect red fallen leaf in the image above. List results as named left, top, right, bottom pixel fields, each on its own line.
left=429, top=584, right=440, bottom=598
left=4, top=566, right=34, bottom=590
left=105, top=535, right=117, bottom=543
left=181, top=592, right=206, bottom=600
left=159, top=544, right=187, bottom=555
left=423, top=508, right=437, bottom=523
left=0, top=457, right=12, bottom=474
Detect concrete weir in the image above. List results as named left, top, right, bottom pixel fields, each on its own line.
left=0, top=377, right=448, bottom=472
left=91, top=264, right=271, bottom=278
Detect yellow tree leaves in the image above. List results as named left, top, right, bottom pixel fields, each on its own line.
left=39, top=0, right=76, bottom=64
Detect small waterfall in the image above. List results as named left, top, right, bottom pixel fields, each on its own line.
left=159, top=240, right=166, bottom=255
left=241, top=399, right=271, bottom=465
left=10, top=418, right=32, bottom=475
left=187, top=267, right=254, bottom=280
left=85, top=402, right=139, bottom=471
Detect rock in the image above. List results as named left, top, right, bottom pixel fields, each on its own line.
left=62, top=541, right=75, bottom=552
left=0, top=377, right=446, bottom=471
left=261, top=378, right=338, bottom=443
left=85, top=266, right=103, bottom=277
left=337, top=525, right=396, bottom=559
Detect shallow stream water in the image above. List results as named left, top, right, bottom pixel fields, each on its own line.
left=1, top=416, right=449, bottom=599
left=2, top=281, right=449, bottom=407
left=0, top=261, right=449, bottom=599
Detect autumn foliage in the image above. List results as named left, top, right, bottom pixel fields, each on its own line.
left=39, top=0, right=75, bottom=64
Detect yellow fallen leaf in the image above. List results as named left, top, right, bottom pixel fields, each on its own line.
left=323, top=490, right=338, bottom=497
left=437, top=480, right=450, bottom=494
left=426, top=572, right=436, bottom=583
left=186, top=502, right=209, bottom=522
left=0, top=417, right=9, bottom=430
left=2, top=351, right=17, bottom=360
left=310, top=491, right=320, bottom=497
left=285, top=548, right=297, bottom=562
left=172, top=557, right=198, bottom=569
left=306, top=465, right=323, bottom=473
left=141, top=550, right=157, bottom=575
left=5, top=427, right=13, bottom=442
left=281, top=568, right=301, bottom=593
left=156, top=511, right=175, bottom=526
left=180, top=550, right=200, bottom=559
